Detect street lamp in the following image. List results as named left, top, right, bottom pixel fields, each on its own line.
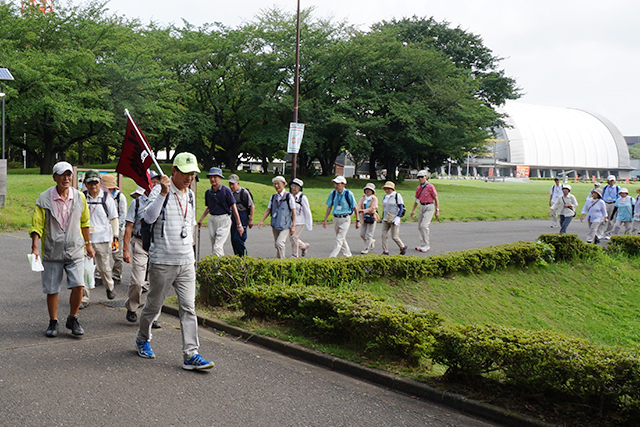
left=0, top=67, right=15, bottom=160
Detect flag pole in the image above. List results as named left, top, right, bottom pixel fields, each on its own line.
left=124, top=109, right=164, bottom=175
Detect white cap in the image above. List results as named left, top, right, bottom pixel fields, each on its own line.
left=52, top=161, right=73, bottom=175
left=594, top=182, right=601, bottom=187
left=332, top=175, right=347, bottom=184
left=620, top=187, right=629, bottom=194
left=417, top=170, right=428, bottom=178
left=562, top=184, right=572, bottom=190
left=607, top=175, right=616, bottom=181
left=130, top=186, right=146, bottom=197
left=272, top=175, right=287, bottom=184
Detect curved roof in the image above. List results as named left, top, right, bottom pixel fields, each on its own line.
left=496, top=101, right=630, bottom=170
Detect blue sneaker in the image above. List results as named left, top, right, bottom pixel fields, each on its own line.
left=182, top=354, right=214, bottom=370
left=136, top=340, right=155, bottom=359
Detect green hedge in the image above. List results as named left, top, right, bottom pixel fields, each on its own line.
left=236, top=283, right=442, bottom=363
left=537, top=233, right=601, bottom=261
left=430, top=324, right=640, bottom=414
left=236, top=283, right=640, bottom=415
left=606, top=235, right=640, bottom=256
left=197, top=240, right=552, bottom=305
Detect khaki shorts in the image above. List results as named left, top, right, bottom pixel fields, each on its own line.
left=42, top=257, right=84, bottom=294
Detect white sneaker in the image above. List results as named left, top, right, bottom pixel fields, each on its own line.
left=360, top=249, right=369, bottom=254
left=416, top=246, right=430, bottom=252
left=550, top=224, right=558, bottom=228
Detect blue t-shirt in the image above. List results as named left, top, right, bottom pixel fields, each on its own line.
left=205, top=185, right=236, bottom=216
left=326, top=189, right=356, bottom=216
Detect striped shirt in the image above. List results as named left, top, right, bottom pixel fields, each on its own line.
left=143, top=181, right=196, bottom=265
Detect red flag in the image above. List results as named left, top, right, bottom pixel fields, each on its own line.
left=116, top=117, right=153, bottom=192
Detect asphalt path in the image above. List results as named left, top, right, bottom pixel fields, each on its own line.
left=196, top=217, right=592, bottom=259
left=0, top=227, right=512, bottom=427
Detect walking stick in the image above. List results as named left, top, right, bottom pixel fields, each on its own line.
left=196, top=226, right=201, bottom=262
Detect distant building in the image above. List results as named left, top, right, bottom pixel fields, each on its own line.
left=464, top=101, right=633, bottom=179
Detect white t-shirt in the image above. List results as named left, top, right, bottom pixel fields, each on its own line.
left=86, top=191, right=118, bottom=243
left=549, top=184, right=563, bottom=203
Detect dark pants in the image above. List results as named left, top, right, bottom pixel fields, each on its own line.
left=231, top=210, right=249, bottom=256
left=559, top=215, right=573, bottom=234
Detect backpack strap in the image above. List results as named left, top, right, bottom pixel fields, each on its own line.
left=84, top=190, right=110, bottom=218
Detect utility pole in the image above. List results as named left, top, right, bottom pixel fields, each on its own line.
left=291, top=0, right=301, bottom=181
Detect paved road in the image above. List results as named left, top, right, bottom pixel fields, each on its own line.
left=197, top=218, right=592, bottom=259
left=0, top=229, right=505, bottom=427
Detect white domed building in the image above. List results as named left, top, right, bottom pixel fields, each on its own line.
left=467, top=101, right=632, bottom=179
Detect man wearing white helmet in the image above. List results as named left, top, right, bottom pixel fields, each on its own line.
left=600, top=175, right=620, bottom=239
left=547, top=184, right=578, bottom=234
left=612, top=187, right=634, bottom=236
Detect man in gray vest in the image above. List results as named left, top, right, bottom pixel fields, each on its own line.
left=30, top=161, right=95, bottom=337
left=257, top=175, right=296, bottom=259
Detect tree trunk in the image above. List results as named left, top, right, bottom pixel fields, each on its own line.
left=368, top=152, right=377, bottom=180
left=77, top=140, right=84, bottom=166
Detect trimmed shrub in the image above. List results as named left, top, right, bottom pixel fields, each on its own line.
left=236, top=283, right=443, bottom=363
left=197, top=241, right=549, bottom=305
left=537, top=233, right=601, bottom=261
left=430, top=324, right=640, bottom=414
left=606, top=235, right=640, bottom=256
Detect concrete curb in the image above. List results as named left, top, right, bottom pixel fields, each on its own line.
left=162, top=304, right=556, bottom=427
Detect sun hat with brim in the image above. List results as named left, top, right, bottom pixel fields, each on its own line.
left=272, top=175, right=287, bottom=185
left=52, top=161, right=73, bottom=176
left=173, top=152, right=200, bottom=174
left=102, top=174, right=118, bottom=189
left=206, top=167, right=224, bottom=178
left=84, top=169, right=101, bottom=184
left=562, top=184, right=572, bottom=191
left=228, top=174, right=240, bottom=184
left=130, top=186, right=146, bottom=197
left=290, top=178, right=304, bottom=189
left=620, top=187, right=629, bottom=194
left=382, top=181, right=396, bottom=190
left=332, top=176, right=347, bottom=184
left=592, top=188, right=603, bottom=197
left=363, top=183, right=376, bottom=193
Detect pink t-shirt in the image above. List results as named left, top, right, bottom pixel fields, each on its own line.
left=50, top=187, right=74, bottom=231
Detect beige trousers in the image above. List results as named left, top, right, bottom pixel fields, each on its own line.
left=83, top=241, right=114, bottom=303
left=208, top=214, right=232, bottom=257
left=418, top=203, right=435, bottom=249
left=290, top=224, right=309, bottom=257
left=359, top=222, right=376, bottom=252
left=125, top=236, right=148, bottom=312
left=329, top=216, right=352, bottom=258
left=272, top=227, right=289, bottom=259
left=381, top=221, right=405, bottom=252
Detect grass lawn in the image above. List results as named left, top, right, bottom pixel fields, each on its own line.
left=2, top=164, right=625, bottom=231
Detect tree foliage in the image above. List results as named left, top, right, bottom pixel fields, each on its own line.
left=0, top=2, right=519, bottom=176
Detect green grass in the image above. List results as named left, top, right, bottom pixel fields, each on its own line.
left=341, top=253, right=640, bottom=350
left=3, top=164, right=617, bottom=231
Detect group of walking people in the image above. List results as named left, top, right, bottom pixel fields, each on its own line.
left=548, top=175, right=640, bottom=243
left=30, top=155, right=445, bottom=371
left=199, top=169, right=440, bottom=259
left=31, top=154, right=215, bottom=371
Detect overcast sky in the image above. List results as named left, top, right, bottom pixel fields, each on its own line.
left=100, top=0, right=640, bottom=136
